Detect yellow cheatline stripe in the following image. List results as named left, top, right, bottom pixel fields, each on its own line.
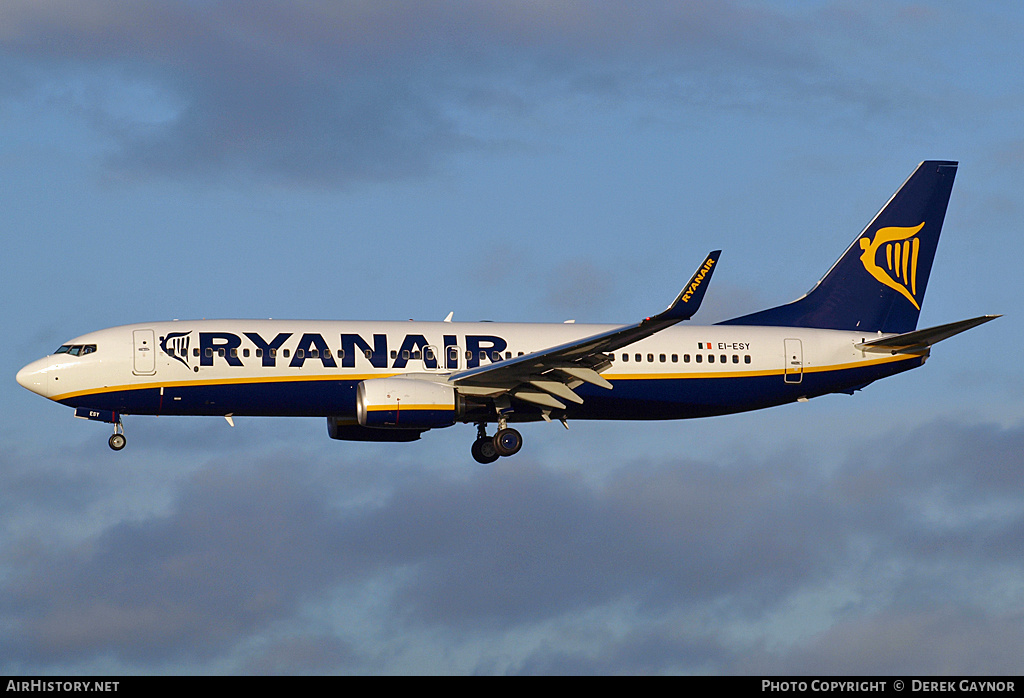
left=366, top=404, right=452, bottom=412
left=53, top=353, right=921, bottom=402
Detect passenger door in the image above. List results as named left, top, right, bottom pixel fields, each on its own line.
left=133, top=329, right=157, bottom=376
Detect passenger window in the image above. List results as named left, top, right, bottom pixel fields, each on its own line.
left=695, top=354, right=702, bottom=363
left=635, top=353, right=642, bottom=362
left=243, top=348, right=250, bottom=358
left=311, top=349, right=319, bottom=358
left=506, top=352, right=512, bottom=360
left=708, top=354, right=714, bottom=363
left=659, top=354, right=666, bottom=362
left=412, top=350, right=421, bottom=360
left=390, top=350, right=398, bottom=359
left=364, top=349, right=373, bottom=359
left=256, top=348, right=263, bottom=358
left=283, top=349, right=290, bottom=358
left=194, top=348, right=200, bottom=357
left=720, top=355, right=726, bottom=363
left=402, top=350, right=410, bottom=360
left=206, top=348, right=213, bottom=358
left=218, top=348, right=225, bottom=357
left=647, top=354, right=654, bottom=362
left=491, top=351, right=501, bottom=362
left=683, top=354, right=690, bottom=363
left=622, top=354, right=629, bottom=362
left=230, top=348, right=238, bottom=358
left=732, top=354, right=739, bottom=363
left=671, top=354, right=678, bottom=363
left=449, top=348, right=458, bottom=361
left=744, top=355, right=751, bottom=364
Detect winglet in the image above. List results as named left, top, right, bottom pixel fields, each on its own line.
left=657, top=250, right=721, bottom=322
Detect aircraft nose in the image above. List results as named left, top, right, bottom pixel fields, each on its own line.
left=16, top=357, right=51, bottom=398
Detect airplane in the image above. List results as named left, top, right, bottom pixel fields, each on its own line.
left=16, top=161, right=998, bottom=463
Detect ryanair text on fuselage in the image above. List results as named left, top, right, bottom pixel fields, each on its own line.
left=162, top=330, right=511, bottom=371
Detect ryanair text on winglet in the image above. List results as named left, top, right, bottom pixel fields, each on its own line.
left=681, top=256, right=716, bottom=303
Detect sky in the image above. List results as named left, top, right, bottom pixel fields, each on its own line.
left=1, top=0, right=1023, bottom=675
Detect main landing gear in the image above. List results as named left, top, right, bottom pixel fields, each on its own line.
left=471, top=421, right=523, bottom=464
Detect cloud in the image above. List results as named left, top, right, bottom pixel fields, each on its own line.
left=3, top=454, right=346, bottom=662
left=240, top=633, right=366, bottom=675
left=0, top=1, right=821, bottom=186
left=3, top=415, right=1023, bottom=673
left=373, top=458, right=837, bottom=628
left=741, top=608, right=1024, bottom=675
left=511, top=625, right=734, bottom=675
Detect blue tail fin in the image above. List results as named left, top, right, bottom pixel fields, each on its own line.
left=719, top=161, right=958, bottom=334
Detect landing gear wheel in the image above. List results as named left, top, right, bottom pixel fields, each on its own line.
left=471, top=437, right=500, bottom=464
left=492, top=427, right=523, bottom=457
left=108, top=433, right=126, bottom=451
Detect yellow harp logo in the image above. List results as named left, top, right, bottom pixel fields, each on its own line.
left=858, top=222, right=925, bottom=310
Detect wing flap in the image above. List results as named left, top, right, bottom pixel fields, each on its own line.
left=554, top=366, right=613, bottom=389
left=528, top=379, right=585, bottom=404
left=512, top=389, right=567, bottom=410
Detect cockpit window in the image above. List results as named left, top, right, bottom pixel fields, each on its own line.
left=54, top=344, right=97, bottom=356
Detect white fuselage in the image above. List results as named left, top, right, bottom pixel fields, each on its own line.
left=17, top=319, right=924, bottom=422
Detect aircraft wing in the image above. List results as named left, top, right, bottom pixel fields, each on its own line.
left=449, top=251, right=721, bottom=409
left=855, top=314, right=1000, bottom=354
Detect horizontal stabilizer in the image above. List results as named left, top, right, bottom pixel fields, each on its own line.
left=857, top=315, right=1000, bottom=354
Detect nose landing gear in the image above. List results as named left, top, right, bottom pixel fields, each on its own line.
left=108, top=418, right=126, bottom=451
left=73, top=407, right=127, bottom=451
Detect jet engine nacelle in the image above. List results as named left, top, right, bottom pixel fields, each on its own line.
left=357, top=377, right=462, bottom=430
